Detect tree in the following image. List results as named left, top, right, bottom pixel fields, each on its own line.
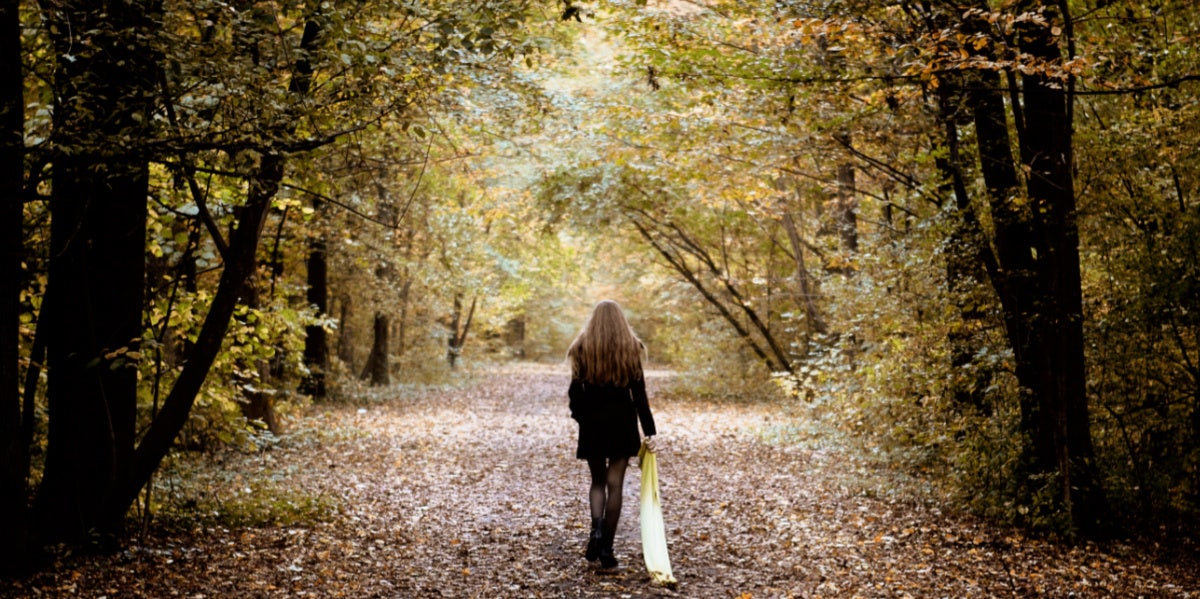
left=0, top=0, right=26, bottom=572
left=445, top=294, right=478, bottom=368
left=302, top=200, right=330, bottom=399
left=32, top=0, right=162, bottom=544
left=1, top=0, right=554, bottom=563
left=907, top=0, right=1108, bottom=534
left=554, top=0, right=1127, bottom=533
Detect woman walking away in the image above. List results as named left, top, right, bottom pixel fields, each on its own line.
left=567, top=300, right=657, bottom=569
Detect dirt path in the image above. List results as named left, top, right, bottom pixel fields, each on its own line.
left=6, top=365, right=1199, bottom=598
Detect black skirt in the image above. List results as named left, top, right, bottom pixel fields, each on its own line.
left=569, top=378, right=656, bottom=460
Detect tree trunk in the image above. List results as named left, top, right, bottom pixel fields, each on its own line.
left=336, top=295, right=355, bottom=369
left=36, top=103, right=148, bottom=545
left=630, top=217, right=781, bottom=372
left=446, top=295, right=477, bottom=368
left=361, top=313, right=390, bottom=386
left=111, top=154, right=280, bottom=524
left=302, top=207, right=328, bottom=399
left=396, top=278, right=412, bottom=356
left=236, top=274, right=280, bottom=434
left=935, top=77, right=993, bottom=414
left=833, top=132, right=859, bottom=253
left=962, top=2, right=1107, bottom=533
left=33, top=0, right=159, bottom=544
left=1013, top=0, right=1107, bottom=534
left=0, top=0, right=28, bottom=571
left=781, top=212, right=827, bottom=337
left=505, top=315, right=526, bottom=358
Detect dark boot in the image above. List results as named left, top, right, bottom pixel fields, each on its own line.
left=598, top=531, right=618, bottom=569
left=585, top=518, right=603, bottom=562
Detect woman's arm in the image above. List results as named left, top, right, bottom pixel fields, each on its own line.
left=631, top=378, right=657, bottom=437
left=568, top=378, right=585, bottom=421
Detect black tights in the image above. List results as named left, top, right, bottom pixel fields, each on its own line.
left=587, top=456, right=629, bottom=538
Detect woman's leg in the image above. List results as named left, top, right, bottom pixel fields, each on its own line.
left=601, top=457, right=629, bottom=538
left=586, top=457, right=608, bottom=521
left=584, top=458, right=608, bottom=561
left=597, top=457, right=629, bottom=567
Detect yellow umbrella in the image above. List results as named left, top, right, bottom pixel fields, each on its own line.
left=639, top=441, right=677, bottom=587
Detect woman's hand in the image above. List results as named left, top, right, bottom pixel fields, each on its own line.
left=643, top=435, right=658, bottom=453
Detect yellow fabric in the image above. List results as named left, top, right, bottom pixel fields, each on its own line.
left=638, top=442, right=677, bottom=586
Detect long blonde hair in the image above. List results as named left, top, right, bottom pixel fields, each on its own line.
left=567, top=300, right=645, bottom=386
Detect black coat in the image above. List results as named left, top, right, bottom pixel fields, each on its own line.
left=569, top=377, right=657, bottom=460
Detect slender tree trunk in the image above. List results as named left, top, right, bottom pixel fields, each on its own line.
left=781, top=212, right=827, bottom=337
left=505, top=314, right=526, bottom=358
left=446, top=295, right=477, bottom=368
left=0, top=0, right=28, bottom=571
left=111, top=154, right=281, bottom=520
left=394, top=226, right=415, bottom=357
left=833, top=132, right=858, bottom=253
left=630, top=217, right=781, bottom=372
left=336, top=295, right=355, bottom=369
left=970, top=68, right=1039, bottom=411
left=361, top=313, right=390, bottom=385
left=302, top=206, right=328, bottom=399
left=446, top=295, right=463, bottom=367
left=395, top=278, right=412, bottom=356
left=19, top=327, right=43, bottom=475
left=236, top=274, right=280, bottom=434
left=936, top=77, right=993, bottom=414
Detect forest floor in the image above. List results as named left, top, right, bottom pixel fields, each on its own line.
left=5, top=364, right=1200, bottom=598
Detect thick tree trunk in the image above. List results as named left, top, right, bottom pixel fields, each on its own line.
left=361, top=313, right=390, bottom=385
left=961, top=2, right=1107, bottom=533
left=33, top=0, right=159, bottom=544
left=302, top=209, right=328, bottom=399
left=1014, top=1, right=1107, bottom=534
left=970, top=69, right=1038, bottom=402
left=37, top=111, right=148, bottom=545
left=0, top=0, right=28, bottom=571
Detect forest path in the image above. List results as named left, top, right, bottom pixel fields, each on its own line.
left=7, top=365, right=1199, bottom=598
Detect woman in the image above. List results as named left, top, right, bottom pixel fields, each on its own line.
left=567, top=299, right=657, bottom=569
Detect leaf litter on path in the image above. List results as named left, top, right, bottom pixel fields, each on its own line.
left=5, top=364, right=1199, bottom=598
